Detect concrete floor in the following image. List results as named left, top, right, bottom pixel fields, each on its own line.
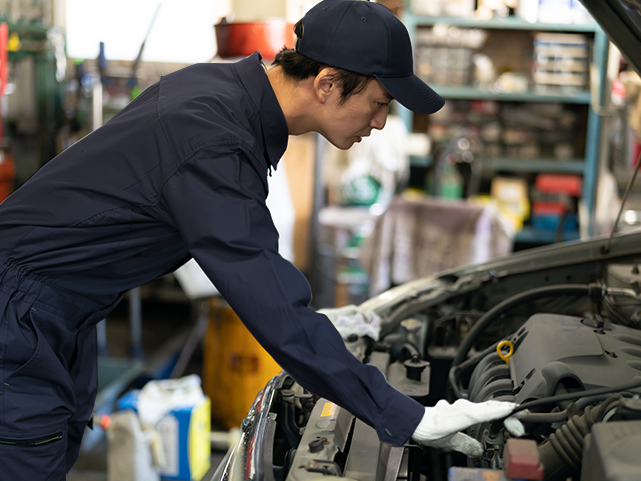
left=68, top=439, right=227, bottom=481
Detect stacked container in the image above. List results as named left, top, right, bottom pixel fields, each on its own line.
left=533, top=33, right=590, bottom=93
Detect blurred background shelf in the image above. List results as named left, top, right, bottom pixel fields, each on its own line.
left=515, top=226, right=580, bottom=244
left=429, top=85, right=592, bottom=103
left=482, top=158, right=586, bottom=173
left=399, top=6, right=611, bottom=245
left=408, top=156, right=586, bottom=174
left=404, top=15, right=599, bottom=32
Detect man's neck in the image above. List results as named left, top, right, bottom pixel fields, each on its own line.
left=266, top=66, right=318, bottom=136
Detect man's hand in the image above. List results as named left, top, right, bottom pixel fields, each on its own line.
left=412, top=399, right=517, bottom=456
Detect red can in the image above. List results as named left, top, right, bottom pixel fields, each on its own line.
left=214, top=19, right=295, bottom=60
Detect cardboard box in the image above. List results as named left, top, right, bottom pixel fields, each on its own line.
left=490, top=177, right=530, bottom=231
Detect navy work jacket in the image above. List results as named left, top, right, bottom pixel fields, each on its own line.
left=0, top=53, right=424, bottom=445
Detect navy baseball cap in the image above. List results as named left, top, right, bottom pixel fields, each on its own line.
left=295, top=0, right=444, bottom=115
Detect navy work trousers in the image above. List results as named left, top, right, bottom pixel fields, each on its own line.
left=0, top=263, right=99, bottom=479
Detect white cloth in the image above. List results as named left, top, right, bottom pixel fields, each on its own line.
left=318, top=305, right=382, bottom=341
left=412, top=399, right=516, bottom=456
left=360, top=196, right=514, bottom=295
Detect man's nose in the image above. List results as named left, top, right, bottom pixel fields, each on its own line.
left=370, top=109, right=388, bottom=130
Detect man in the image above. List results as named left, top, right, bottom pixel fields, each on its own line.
left=0, top=0, right=514, bottom=478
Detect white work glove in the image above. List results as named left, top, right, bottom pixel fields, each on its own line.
left=318, top=305, right=382, bottom=341
left=412, top=399, right=517, bottom=456
left=318, top=305, right=361, bottom=323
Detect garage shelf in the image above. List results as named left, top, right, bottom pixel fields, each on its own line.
left=482, top=158, right=586, bottom=173
left=515, top=226, right=581, bottom=244
left=428, top=85, right=591, bottom=104
left=404, top=14, right=599, bottom=32
left=409, top=157, right=586, bottom=174
left=400, top=8, right=611, bottom=243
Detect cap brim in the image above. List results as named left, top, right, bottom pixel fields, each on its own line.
left=378, top=74, right=444, bottom=115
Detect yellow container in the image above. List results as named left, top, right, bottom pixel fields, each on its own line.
left=203, top=298, right=282, bottom=429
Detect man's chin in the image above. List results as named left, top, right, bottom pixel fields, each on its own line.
left=328, top=139, right=354, bottom=150
left=328, top=138, right=356, bottom=150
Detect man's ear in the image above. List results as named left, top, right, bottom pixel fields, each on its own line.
left=313, top=68, right=338, bottom=104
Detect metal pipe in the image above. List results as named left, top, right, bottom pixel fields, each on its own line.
left=129, top=287, right=143, bottom=358
left=603, top=150, right=641, bottom=253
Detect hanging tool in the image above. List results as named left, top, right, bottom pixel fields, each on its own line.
left=129, top=2, right=162, bottom=99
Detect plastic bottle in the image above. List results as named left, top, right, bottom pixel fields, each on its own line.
left=440, top=163, right=464, bottom=200
left=106, top=410, right=160, bottom=481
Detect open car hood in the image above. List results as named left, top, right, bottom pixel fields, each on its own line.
left=361, top=230, right=641, bottom=336
left=580, top=0, right=641, bottom=74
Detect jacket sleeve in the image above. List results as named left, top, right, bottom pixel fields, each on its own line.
left=159, top=147, right=425, bottom=445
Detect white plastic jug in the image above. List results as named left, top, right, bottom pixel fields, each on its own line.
left=107, top=410, right=160, bottom=481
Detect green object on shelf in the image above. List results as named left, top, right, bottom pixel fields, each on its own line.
left=440, top=163, right=464, bottom=199
left=341, top=175, right=381, bottom=206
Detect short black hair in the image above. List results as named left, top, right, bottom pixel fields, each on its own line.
left=271, top=20, right=374, bottom=104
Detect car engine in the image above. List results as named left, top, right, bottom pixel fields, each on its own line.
left=426, top=261, right=641, bottom=480
left=463, top=312, right=641, bottom=480
left=214, top=259, right=641, bottom=481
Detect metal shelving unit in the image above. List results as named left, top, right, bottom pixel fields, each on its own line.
left=422, top=85, right=592, bottom=103
left=483, top=159, right=586, bottom=174
left=403, top=14, right=600, bottom=31
left=515, top=226, right=581, bottom=243
left=400, top=11, right=611, bottom=244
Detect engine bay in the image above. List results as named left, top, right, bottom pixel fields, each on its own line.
left=215, top=256, right=641, bottom=481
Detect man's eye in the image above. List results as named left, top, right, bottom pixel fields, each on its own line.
left=378, top=102, right=388, bottom=109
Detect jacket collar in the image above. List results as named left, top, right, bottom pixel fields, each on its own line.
left=235, top=53, right=289, bottom=169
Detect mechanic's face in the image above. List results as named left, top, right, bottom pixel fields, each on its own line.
left=320, top=78, right=392, bottom=150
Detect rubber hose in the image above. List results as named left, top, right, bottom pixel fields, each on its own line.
left=449, top=284, right=593, bottom=398
left=398, top=342, right=421, bottom=362
left=452, top=284, right=593, bottom=368
left=539, top=398, right=620, bottom=481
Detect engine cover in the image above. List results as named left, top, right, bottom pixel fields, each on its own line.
left=505, top=314, right=641, bottom=404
